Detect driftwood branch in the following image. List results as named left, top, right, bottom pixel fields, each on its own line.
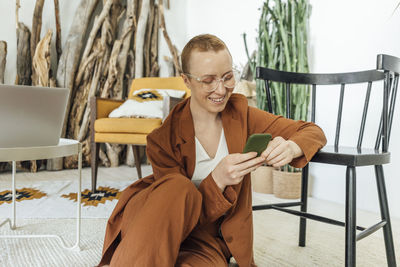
left=31, top=0, right=45, bottom=64
left=113, top=0, right=136, bottom=98
left=16, top=23, right=32, bottom=85
left=13, top=2, right=34, bottom=172
left=144, top=0, right=154, bottom=77
left=54, top=0, right=62, bottom=62
left=31, top=30, right=54, bottom=173
left=149, top=5, right=159, bottom=76
left=16, top=0, right=31, bottom=85
left=64, top=0, right=124, bottom=168
left=159, top=1, right=181, bottom=74
left=135, top=0, right=150, bottom=78
left=104, top=0, right=137, bottom=166
left=57, top=0, right=99, bottom=137
left=52, top=0, right=99, bottom=170
left=50, top=0, right=161, bottom=169
left=15, top=0, right=21, bottom=29
left=32, top=30, right=53, bottom=87
left=79, top=0, right=113, bottom=65
left=0, top=41, right=7, bottom=84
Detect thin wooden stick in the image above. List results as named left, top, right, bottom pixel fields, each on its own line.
left=134, top=0, right=150, bottom=78
left=0, top=41, right=7, bottom=84
left=79, top=0, right=113, bottom=66
left=149, top=5, right=159, bottom=76
left=144, top=0, right=154, bottom=76
left=54, top=0, right=62, bottom=62
left=159, top=1, right=181, bottom=74
left=15, top=0, right=20, bottom=29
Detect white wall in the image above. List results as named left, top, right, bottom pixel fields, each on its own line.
left=161, top=0, right=263, bottom=74
left=1, top=0, right=399, bottom=218
left=186, top=0, right=263, bottom=69
left=308, top=0, right=400, bottom=219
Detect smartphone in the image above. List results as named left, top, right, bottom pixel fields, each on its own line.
left=243, top=133, right=272, bottom=156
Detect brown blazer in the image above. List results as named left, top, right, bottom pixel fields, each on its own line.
left=101, top=93, right=327, bottom=266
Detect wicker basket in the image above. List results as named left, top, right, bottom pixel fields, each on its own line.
left=272, top=169, right=301, bottom=199
left=251, top=166, right=274, bottom=194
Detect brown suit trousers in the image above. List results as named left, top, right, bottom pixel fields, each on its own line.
left=103, top=174, right=232, bottom=267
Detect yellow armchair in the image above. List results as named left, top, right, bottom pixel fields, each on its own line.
left=90, top=77, right=190, bottom=192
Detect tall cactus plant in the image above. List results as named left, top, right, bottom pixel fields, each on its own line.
left=244, top=0, right=311, bottom=121
left=244, top=0, right=311, bottom=172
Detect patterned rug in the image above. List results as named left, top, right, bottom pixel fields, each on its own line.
left=0, top=180, right=133, bottom=219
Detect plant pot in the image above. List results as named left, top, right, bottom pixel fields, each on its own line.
left=251, top=165, right=274, bottom=194
left=272, top=169, right=301, bottom=199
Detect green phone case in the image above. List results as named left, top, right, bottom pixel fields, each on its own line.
left=243, top=133, right=272, bottom=156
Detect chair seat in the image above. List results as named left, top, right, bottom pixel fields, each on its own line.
left=94, top=133, right=147, bottom=145
left=311, top=145, right=390, bottom=166
left=94, top=117, right=162, bottom=134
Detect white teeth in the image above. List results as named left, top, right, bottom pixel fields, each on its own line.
left=208, top=96, right=225, bottom=103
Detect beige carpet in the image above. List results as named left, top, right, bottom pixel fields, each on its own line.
left=0, top=166, right=399, bottom=266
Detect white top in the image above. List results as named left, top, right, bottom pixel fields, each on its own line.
left=191, top=129, right=229, bottom=187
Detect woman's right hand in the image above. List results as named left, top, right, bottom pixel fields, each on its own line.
left=211, top=152, right=265, bottom=192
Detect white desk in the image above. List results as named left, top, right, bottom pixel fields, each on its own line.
left=0, top=138, right=82, bottom=251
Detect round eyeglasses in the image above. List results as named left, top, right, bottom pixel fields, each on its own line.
left=184, top=70, right=240, bottom=93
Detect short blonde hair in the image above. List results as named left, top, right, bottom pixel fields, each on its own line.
left=181, top=34, right=229, bottom=74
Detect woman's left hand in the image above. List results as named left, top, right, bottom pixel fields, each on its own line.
left=260, top=136, right=303, bottom=167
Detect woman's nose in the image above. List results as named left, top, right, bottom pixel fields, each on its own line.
left=214, top=79, right=227, bottom=94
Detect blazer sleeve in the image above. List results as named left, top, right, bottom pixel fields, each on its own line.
left=146, top=133, right=186, bottom=179
left=247, top=106, right=327, bottom=168
left=197, top=173, right=237, bottom=224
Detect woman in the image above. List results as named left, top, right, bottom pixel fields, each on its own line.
left=99, top=34, right=326, bottom=267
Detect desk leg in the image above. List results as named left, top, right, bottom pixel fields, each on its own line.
left=12, top=161, right=16, bottom=230
left=1, top=142, right=83, bottom=252
left=1, top=161, right=17, bottom=229
left=72, top=146, right=82, bottom=251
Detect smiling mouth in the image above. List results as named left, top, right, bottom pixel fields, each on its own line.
left=208, top=95, right=225, bottom=103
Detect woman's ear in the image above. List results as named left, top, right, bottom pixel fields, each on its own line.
left=181, top=73, right=191, bottom=89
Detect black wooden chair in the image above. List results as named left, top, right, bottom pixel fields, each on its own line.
left=253, top=54, right=399, bottom=266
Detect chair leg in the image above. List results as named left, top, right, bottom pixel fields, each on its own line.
left=345, top=166, right=356, bottom=267
left=91, top=142, right=100, bottom=193
left=374, top=165, right=397, bottom=267
left=299, top=164, right=309, bottom=247
left=132, top=145, right=142, bottom=179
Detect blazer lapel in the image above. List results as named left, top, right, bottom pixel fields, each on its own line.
left=176, top=98, right=196, bottom=178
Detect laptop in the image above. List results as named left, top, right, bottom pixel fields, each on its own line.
left=0, top=84, right=69, bottom=148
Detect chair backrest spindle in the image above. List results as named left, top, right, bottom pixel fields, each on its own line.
left=311, top=84, right=316, bottom=123
left=335, top=84, right=345, bottom=151
left=265, top=80, right=273, bottom=113
left=376, top=54, right=400, bottom=150
left=388, top=74, right=399, bottom=144
left=382, top=72, right=390, bottom=152
left=286, top=83, right=291, bottom=119
left=357, top=81, right=372, bottom=150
